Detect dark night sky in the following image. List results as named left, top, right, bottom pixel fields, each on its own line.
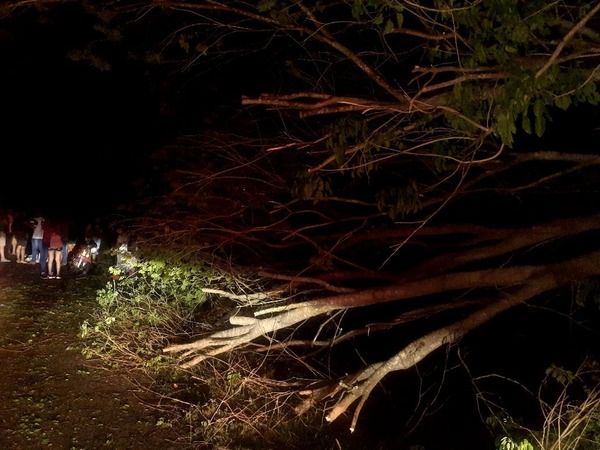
left=0, top=4, right=269, bottom=223
left=0, top=6, right=178, bottom=221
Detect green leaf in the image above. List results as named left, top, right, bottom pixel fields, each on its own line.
left=554, top=96, right=571, bottom=110
left=521, top=112, right=532, bottom=135
left=396, top=12, right=404, bottom=28
left=384, top=19, right=394, bottom=34
left=533, top=99, right=547, bottom=137
left=257, top=0, right=277, bottom=13
left=351, top=0, right=366, bottom=19
left=178, top=36, right=190, bottom=52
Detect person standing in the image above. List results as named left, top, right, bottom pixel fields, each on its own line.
left=14, top=228, right=29, bottom=263
left=61, top=221, right=71, bottom=267
left=30, top=213, right=45, bottom=269
left=85, top=218, right=103, bottom=263
left=0, top=211, right=10, bottom=262
left=7, top=208, right=16, bottom=256
left=0, top=231, right=9, bottom=262
left=47, top=221, right=64, bottom=279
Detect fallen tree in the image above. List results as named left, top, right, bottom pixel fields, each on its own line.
left=15, top=0, right=599, bottom=443
left=113, top=0, right=600, bottom=437
left=161, top=213, right=600, bottom=431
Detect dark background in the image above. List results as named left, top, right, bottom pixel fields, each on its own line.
left=1, top=9, right=156, bottom=219
left=0, top=5, right=210, bottom=221
left=0, top=4, right=273, bottom=224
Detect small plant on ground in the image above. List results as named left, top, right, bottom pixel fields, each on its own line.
left=487, top=358, right=600, bottom=450
left=81, top=256, right=216, bottom=362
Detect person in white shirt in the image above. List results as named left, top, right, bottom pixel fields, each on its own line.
left=30, top=214, right=45, bottom=268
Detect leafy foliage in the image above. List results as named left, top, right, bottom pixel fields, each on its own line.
left=81, top=254, right=219, bottom=363
left=572, top=278, right=600, bottom=308
left=292, top=172, right=333, bottom=203
left=498, top=437, right=534, bottom=450
left=376, top=181, right=421, bottom=219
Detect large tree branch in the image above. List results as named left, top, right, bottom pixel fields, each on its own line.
left=163, top=250, right=600, bottom=369
left=325, top=280, right=558, bottom=431
left=300, top=249, right=600, bottom=430
left=403, top=216, right=600, bottom=279
left=536, top=2, right=600, bottom=79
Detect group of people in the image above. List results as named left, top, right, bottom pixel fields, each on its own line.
left=0, top=209, right=38, bottom=265
left=0, top=209, right=106, bottom=280
left=30, top=214, right=67, bottom=279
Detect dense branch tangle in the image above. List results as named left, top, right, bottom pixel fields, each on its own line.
left=150, top=0, right=600, bottom=216
left=141, top=0, right=600, bottom=432
left=164, top=215, right=600, bottom=429
left=78, top=0, right=600, bottom=434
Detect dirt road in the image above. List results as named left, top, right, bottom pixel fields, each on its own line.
left=0, top=261, right=194, bottom=449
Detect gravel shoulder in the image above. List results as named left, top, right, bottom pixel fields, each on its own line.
left=0, top=260, right=194, bottom=449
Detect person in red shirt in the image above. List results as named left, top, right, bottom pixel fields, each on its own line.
left=46, top=219, right=65, bottom=279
